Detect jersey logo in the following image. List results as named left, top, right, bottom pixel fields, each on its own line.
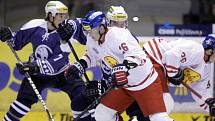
left=35, top=45, right=53, bottom=60
left=183, top=68, right=201, bottom=85
left=104, top=56, right=119, bottom=68
left=42, top=33, right=49, bottom=41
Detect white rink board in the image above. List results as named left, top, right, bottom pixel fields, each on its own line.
left=137, top=36, right=214, bottom=113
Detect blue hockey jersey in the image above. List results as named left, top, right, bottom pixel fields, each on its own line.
left=11, top=19, right=86, bottom=76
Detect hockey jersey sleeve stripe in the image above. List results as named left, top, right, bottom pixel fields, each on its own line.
left=44, top=60, right=55, bottom=73
left=166, top=70, right=178, bottom=73
left=152, top=38, right=162, bottom=60
left=148, top=40, right=158, bottom=60
left=36, top=60, right=55, bottom=74
left=37, top=60, right=45, bottom=74
left=125, top=67, right=155, bottom=88
left=165, top=64, right=178, bottom=70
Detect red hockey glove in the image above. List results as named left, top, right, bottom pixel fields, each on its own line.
left=111, top=64, right=128, bottom=88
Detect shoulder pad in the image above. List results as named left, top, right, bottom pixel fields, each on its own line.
left=21, top=19, right=46, bottom=30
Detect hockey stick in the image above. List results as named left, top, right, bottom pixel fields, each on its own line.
left=6, top=41, right=54, bottom=121
left=67, top=40, right=107, bottom=120
left=73, top=86, right=113, bottom=121
left=181, top=82, right=204, bottom=100
left=67, top=40, right=90, bottom=82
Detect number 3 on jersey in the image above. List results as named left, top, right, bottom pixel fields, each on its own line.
left=119, top=42, right=128, bottom=54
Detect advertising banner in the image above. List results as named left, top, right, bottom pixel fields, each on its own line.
left=154, top=24, right=212, bottom=36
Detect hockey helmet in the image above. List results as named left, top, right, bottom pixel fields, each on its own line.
left=106, top=6, right=128, bottom=22
left=45, top=1, right=68, bottom=17
left=203, top=34, right=215, bottom=50
left=82, top=11, right=107, bottom=31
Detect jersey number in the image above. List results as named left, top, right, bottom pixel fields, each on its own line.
left=180, top=52, right=186, bottom=63
left=119, top=43, right=128, bottom=54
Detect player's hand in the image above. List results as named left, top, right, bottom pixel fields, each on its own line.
left=0, top=26, right=13, bottom=42
left=111, top=64, right=128, bottom=88
left=16, top=62, right=39, bottom=75
left=64, top=61, right=85, bottom=81
left=57, top=19, right=74, bottom=43
left=168, top=68, right=184, bottom=85
left=82, top=81, right=100, bottom=103
left=205, top=98, right=215, bottom=116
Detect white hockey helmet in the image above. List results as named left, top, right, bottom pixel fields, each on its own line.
left=106, top=6, right=128, bottom=22
left=45, top=1, right=68, bottom=17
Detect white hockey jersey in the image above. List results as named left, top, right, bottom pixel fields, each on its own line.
left=143, top=38, right=213, bottom=111
left=82, top=27, right=158, bottom=91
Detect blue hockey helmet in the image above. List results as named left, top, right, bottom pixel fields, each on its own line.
left=82, top=11, right=107, bottom=31
left=203, top=34, right=215, bottom=50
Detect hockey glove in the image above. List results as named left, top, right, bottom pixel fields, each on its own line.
left=168, top=68, right=184, bottom=85
left=0, top=26, right=13, bottom=42
left=111, top=64, right=129, bottom=88
left=57, top=19, right=74, bottom=43
left=16, top=62, right=39, bottom=75
left=64, top=59, right=87, bottom=81
left=205, top=98, right=215, bottom=117
left=82, top=81, right=100, bottom=103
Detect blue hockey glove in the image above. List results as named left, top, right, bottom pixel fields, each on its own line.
left=111, top=64, right=129, bottom=87
left=0, top=26, right=13, bottom=42
left=57, top=19, right=74, bottom=42
left=16, top=62, right=39, bottom=75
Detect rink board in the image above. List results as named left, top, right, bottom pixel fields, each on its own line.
left=0, top=112, right=214, bottom=121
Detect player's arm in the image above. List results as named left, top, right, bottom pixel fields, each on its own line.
left=109, top=31, right=140, bottom=87
left=0, top=20, right=44, bottom=50
left=164, top=48, right=184, bottom=85
left=190, top=65, right=215, bottom=116
left=57, top=19, right=87, bottom=44
left=64, top=43, right=97, bottom=80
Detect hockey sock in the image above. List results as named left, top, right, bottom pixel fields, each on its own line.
left=3, top=100, right=30, bottom=121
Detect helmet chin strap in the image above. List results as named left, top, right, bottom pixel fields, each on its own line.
left=49, top=16, right=57, bottom=31
left=51, top=17, right=57, bottom=29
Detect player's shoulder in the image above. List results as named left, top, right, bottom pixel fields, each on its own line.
left=106, top=27, right=128, bottom=39
left=107, top=27, right=127, bottom=33
left=21, top=19, right=46, bottom=30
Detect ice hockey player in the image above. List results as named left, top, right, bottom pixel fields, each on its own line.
left=143, top=35, right=215, bottom=116
left=0, top=1, right=95, bottom=121
left=60, top=10, right=174, bottom=121
left=106, top=6, right=174, bottom=121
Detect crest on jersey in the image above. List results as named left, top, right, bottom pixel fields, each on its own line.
left=183, top=68, right=201, bottom=85
left=104, top=56, right=119, bottom=68
left=35, top=45, right=53, bottom=60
